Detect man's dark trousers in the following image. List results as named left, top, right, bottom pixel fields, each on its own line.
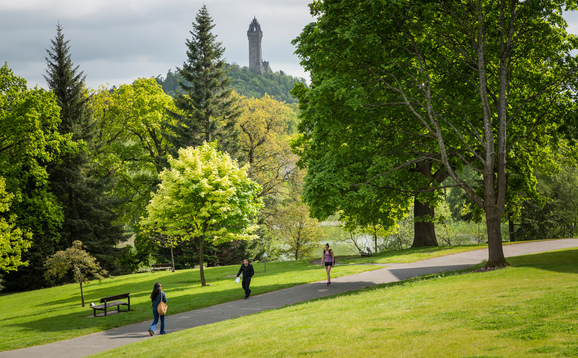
left=242, top=277, right=252, bottom=297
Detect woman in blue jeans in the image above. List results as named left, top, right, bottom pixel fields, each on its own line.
left=148, top=282, right=167, bottom=336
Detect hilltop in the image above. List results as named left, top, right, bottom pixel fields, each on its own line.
left=155, top=64, right=306, bottom=104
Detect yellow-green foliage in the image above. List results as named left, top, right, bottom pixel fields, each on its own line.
left=0, top=177, right=31, bottom=272
left=142, top=142, right=263, bottom=244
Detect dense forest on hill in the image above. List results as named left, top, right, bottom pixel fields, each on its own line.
left=155, top=64, right=306, bottom=103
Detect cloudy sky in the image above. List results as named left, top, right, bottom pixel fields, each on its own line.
left=0, top=0, right=315, bottom=89
left=2, top=1, right=578, bottom=90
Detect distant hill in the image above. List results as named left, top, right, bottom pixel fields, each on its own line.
left=154, top=64, right=306, bottom=104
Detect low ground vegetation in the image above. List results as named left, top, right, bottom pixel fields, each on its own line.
left=0, top=261, right=379, bottom=351
left=93, top=248, right=578, bottom=358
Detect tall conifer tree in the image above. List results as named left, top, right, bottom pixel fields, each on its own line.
left=167, top=5, right=240, bottom=155
left=44, top=24, right=124, bottom=274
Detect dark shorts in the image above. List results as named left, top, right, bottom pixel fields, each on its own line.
left=324, top=261, right=333, bottom=267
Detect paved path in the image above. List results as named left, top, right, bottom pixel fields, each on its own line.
left=3, top=239, right=578, bottom=358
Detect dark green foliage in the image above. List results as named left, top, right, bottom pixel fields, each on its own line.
left=44, top=24, right=91, bottom=140
left=227, top=64, right=304, bottom=104
left=444, top=167, right=484, bottom=222
left=155, top=64, right=305, bottom=104
left=24, top=24, right=125, bottom=288
left=164, top=5, right=240, bottom=155
left=516, top=166, right=578, bottom=241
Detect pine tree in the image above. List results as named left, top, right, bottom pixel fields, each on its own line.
left=167, top=5, right=240, bottom=155
left=44, top=24, right=124, bottom=275
left=44, top=23, right=91, bottom=139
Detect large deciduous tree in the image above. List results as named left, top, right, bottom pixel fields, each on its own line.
left=0, top=177, right=32, bottom=272
left=91, top=78, right=180, bottom=271
left=237, top=94, right=298, bottom=202
left=0, top=63, right=73, bottom=291
left=141, top=142, right=262, bottom=286
left=293, top=0, right=578, bottom=268
left=166, top=5, right=240, bottom=155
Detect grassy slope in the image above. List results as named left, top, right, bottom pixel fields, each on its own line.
left=92, top=248, right=578, bottom=358
left=0, top=260, right=380, bottom=351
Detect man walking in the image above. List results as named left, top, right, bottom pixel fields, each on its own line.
left=236, top=259, right=254, bottom=299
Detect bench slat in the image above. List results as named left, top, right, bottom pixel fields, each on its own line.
left=100, top=293, right=130, bottom=302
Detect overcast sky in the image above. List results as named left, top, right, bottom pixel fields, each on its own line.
left=0, top=0, right=314, bottom=89
left=2, top=1, right=578, bottom=90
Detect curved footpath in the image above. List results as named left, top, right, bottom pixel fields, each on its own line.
left=3, top=239, right=578, bottom=358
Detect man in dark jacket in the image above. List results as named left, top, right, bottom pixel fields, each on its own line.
left=236, top=259, right=254, bottom=299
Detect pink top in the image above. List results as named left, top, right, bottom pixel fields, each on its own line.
left=324, top=250, right=333, bottom=262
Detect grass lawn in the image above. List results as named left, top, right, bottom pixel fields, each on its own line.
left=92, top=248, right=578, bottom=358
left=0, top=260, right=381, bottom=351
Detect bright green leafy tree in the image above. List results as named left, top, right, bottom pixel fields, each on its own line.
left=0, top=63, right=73, bottom=291
left=91, top=78, right=180, bottom=271
left=44, top=240, right=107, bottom=307
left=91, top=78, right=179, bottom=222
left=0, top=177, right=32, bottom=272
left=141, top=142, right=263, bottom=286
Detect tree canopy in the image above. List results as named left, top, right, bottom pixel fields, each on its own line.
left=141, top=142, right=263, bottom=286
left=0, top=177, right=32, bottom=272
left=292, top=0, right=578, bottom=267
left=0, top=63, right=74, bottom=290
left=44, top=240, right=107, bottom=307
left=155, top=65, right=306, bottom=105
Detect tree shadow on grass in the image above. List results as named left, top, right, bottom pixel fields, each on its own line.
left=5, top=282, right=303, bottom=337
left=507, top=248, right=578, bottom=273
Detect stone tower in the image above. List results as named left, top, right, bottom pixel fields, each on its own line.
left=247, top=17, right=269, bottom=74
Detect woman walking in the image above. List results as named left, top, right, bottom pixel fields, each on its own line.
left=320, top=243, right=335, bottom=285
left=148, top=282, right=167, bottom=336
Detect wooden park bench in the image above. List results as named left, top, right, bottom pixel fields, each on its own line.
left=360, top=247, right=373, bottom=257
left=91, top=293, right=130, bottom=317
left=151, top=263, right=173, bottom=272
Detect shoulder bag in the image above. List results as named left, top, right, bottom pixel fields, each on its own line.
left=157, top=291, right=168, bottom=315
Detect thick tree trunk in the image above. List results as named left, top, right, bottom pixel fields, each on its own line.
left=484, top=207, right=509, bottom=268
left=412, top=196, right=439, bottom=247
left=411, top=161, right=442, bottom=247
left=198, top=237, right=206, bottom=286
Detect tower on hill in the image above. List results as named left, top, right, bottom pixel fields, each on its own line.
left=247, top=17, right=270, bottom=74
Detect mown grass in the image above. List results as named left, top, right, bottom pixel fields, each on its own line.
left=92, top=248, right=578, bottom=358
left=0, top=260, right=381, bottom=351
left=336, top=244, right=488, bottom=264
